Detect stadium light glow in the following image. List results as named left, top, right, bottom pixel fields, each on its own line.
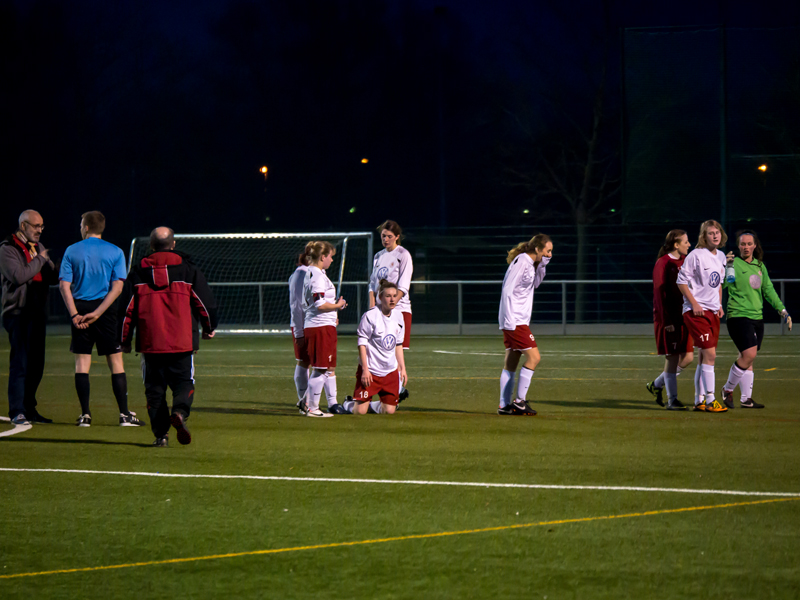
left=610, top=208, right=616, bottom=213
left=349, top=207, right=357, bottom=213
left=758, top=164, right=768, bottom=172
left=361, top=158, right=369, bottom=164
left=260, top=166, right=268, bottom=174
left=522, top=209, right=530, bottom=214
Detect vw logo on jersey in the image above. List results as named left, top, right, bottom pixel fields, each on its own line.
left=709, top=272, right=721, bottom=288
left=381, top=334, right=397, bottom=351
left=377, top=266, right=389, bottom=280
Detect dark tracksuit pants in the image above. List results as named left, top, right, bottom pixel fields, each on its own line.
left=3, top=309, right=46, bottom=419
left=143, top=352, right=194, bottom=438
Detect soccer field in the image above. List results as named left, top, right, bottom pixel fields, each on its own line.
left=2, top=333, right=799, bottom=599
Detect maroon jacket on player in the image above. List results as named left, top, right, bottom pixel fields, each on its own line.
left=120, top=250, right=218, bottom=353
left=652, top=253, right=685, bottom=328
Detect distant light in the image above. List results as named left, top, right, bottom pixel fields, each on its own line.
left=349, top=207, right=357, bottom=214
left=522, top=209, right=530, bottom=214
left=758, top=164, right=767, bottom=172
left=260, top=166, right=268, bottom=174
left=265, top=216, right=271, bottom=222
left=747, top=218, right=753, bottom=222
left=361, top=158, right=369, bottom=164
left=610, top=208, right=616, bottom=213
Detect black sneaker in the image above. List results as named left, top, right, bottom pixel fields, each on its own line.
left=120, top=412, right=146, bottom=426
left=29, top=410, right=53, bottom=424
left=722, top=389, right=735, bottom=409
left=76, top=414, right=92, bottom=427
left=170, top=412, right=192, bottom=445
left=296, top=399, right=309, bottom=415
left=398, top=388, right=410, bottom=404
left=509, top=399, right=537, bottom=416
left=497, top=404, right=515, bottom=415
left=153, top=436, right=169, bottom=447
left=740, top=398, right=765, bottom=409
left=327, top=403, right=349, bottom=415
left=666, top=398, right=687, bottom=411
left=646, top=381, right=665, bottom=407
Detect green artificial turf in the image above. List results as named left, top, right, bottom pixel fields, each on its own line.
left=1, top=333, right=799, bottom=599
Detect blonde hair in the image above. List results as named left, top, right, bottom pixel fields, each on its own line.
left=506, top=233, right=551, bottom=264
left=304, top=241, right=336, bottom=263
left=696, top=220, right=727, bottom=249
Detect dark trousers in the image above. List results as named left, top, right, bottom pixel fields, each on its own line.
left=3, top=310, right=46, bottom=419
left=143, top=352, right=194, bottom=438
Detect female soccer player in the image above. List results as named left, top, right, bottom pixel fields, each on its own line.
left=676, top=220, right=728, bottom=413
left=369, top=220, right=413, bottom=350
left=497, top=233, right=552, bottom=416
left=720, top=230, right=792, bottom=409
left=344, top=279, right=408, bottom=415
left=300, top=241, right=347, bottom=417
left=647, top=230, right=694, bottom=410
left=288, top=249, right=310, bottom=407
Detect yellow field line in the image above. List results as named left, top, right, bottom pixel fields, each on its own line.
left=2, top=496, right=796, bottom=581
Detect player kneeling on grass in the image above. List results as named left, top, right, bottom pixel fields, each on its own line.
left=120, top=227, right=218, bottom=446
left=342, top=280, right=408, bottom=415
left=497, top=233, right=552, bottom=416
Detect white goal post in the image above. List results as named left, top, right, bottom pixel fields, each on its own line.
left=127, top=232, right=373, bottom=333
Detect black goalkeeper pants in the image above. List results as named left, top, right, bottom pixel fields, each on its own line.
left=143, top=352, right=194, bottom=439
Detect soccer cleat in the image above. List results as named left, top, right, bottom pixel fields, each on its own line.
left=152, top=436, right=169, bottom=447
left=646, top=381, right=665, bottom=407
left=497, top=404, right=515, bottom=415
left=666, top=398, right=686, bottom=411
left=740, top=398, right=765, bottom=409
left=296, top=399, right=309, bottom=416
left=398, top=388, right=410, bottom=404
left=705, top=400, right=728, bottom=413
left=693, top=403, right=706, bottom=412
left=509, top=399, right=537, bottom=416
left=722, top=389, right=735, bottom=409
left=76, top=414, right=92, bottom=427
left=11, top=414, right=31, bottom=426
left=170, top=412, right=192, bottom=445
left=120, top=412, right=145, bottom=426
left=327, top=403, right=349, bottom=415
left=29, top=410, right=53, bottom=424
left=305, top=408, right=333, bottom=418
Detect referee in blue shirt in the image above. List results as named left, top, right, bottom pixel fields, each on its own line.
left=59, top=211, right=144, bottom=427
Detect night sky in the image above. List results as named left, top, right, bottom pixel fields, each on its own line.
left=3, top=0, right=800, bottom=257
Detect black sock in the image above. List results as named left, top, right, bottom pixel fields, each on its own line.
left=111, top=373, right=129, bottom=414
left=75, top=373, right=91, bottom=415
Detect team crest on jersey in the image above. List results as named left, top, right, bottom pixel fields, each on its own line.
left=709, top=272, right=720, bottom=288
left=381, top=334, right=397, bottom=351
left=377, top=266, right=389, bottom=279
left=749, top=274, right=762, bottom=289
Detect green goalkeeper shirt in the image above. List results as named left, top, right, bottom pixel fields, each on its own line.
left=723, top=257, right=785, bottom=320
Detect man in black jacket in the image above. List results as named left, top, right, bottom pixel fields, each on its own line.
left=0, top=210, right=59, bottom=425
left=120, top=227, right=218, bottom=447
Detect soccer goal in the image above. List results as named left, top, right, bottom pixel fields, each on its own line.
left=127, top=232, right=374, bottom=333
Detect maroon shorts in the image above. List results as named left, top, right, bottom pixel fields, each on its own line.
left=654, top=322, right=693, bottom=356
left=291, top=328, right=311, bottom=363
left=402, top=312, right=412, bottom=349
left=352, top=365, right=400, bottom=405
left=502, top=325, right=537, bottom=351
left=305, top=326, right=337, bottom=369
left=683, top=310, right=720, bottom=349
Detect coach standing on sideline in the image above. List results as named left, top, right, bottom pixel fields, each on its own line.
left=59, top=211, right=144, bottom=427
left=120, top=227, right=218, bottom=447
left=0, top=210, right=58, bottom=425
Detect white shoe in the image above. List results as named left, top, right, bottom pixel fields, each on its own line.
left=306, top=408, right=333, bottom=418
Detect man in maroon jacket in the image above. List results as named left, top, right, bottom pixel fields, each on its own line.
left=120, top=227, right=218, bottom=447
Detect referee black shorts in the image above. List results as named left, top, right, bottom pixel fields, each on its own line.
left=726, top=317, right=764, bottom=353
left=70, top=298, right=122, bottom=356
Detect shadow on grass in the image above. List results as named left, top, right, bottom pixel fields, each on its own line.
left=1, top=437, right=152, bottom=448
left=538, top=398, right=661, bottom=411
left=193, top=405, right=481, bottom=416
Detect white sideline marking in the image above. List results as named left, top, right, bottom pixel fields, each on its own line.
left=0, top=468, right=798, bottom=498
left=0, top=424, right=33, bottom=438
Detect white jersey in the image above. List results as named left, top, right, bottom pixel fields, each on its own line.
left=288, top=265, right=308, bottom=338
left=676, top=248, right=726, bottom=313
left=369, top=246, right=413, bottom=313
left=357, top=306, right=405, bottom=377
left=498, top=254, right=550, bottom=330
left=303, top=266, right=337, bottom=329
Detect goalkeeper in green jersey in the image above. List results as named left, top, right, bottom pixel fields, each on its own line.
left=720, top=230, right=792, bottom=409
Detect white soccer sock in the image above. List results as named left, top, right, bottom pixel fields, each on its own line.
left=723, top=362, right=746, bottom=393
left=324, top=374, right=338, bottom=407
left=654, top=371, right=666, bottom=389
left=499, top=369, right=515, bottom=407
left=516, top=367, right=534, bottom=401
left=307, top=371, right=326, bottom=411
left=369, top=400, right=382, bottom=413
left=694, top=364, right=706, bottom=405
left=739, top=370, right=755, bottom=401
left=701, top=364, right=716, bottom=402
left=664, top=372, right=678, bottom=401
left=293, top=365, right=308, bottom=402
left=342, top=399, right=355, bottom=413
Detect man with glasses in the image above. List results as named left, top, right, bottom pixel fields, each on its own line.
left=0, top=210, right=58, bottom=425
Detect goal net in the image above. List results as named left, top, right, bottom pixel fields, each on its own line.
left=127, top=232, right=373, bottom=333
